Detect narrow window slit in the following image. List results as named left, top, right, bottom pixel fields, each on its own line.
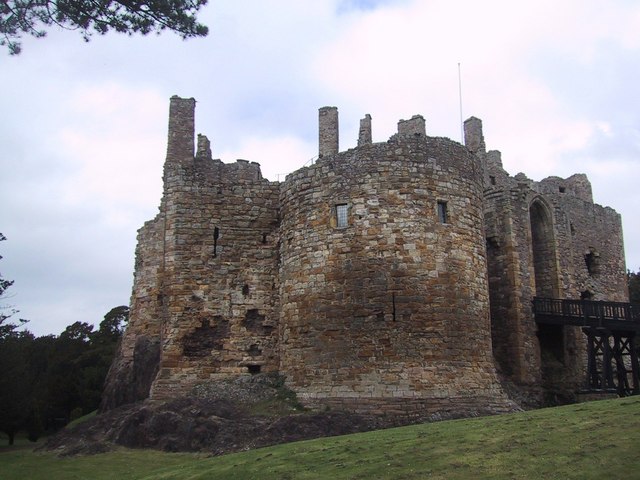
left=213, top=226, right=220, bottom=257
left=437, top=201, right=448, bottom=224
left=392, top=292, right=396, bottom=322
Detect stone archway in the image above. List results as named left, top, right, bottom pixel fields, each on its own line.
left=529, top=200, right=559, bottom=298
left=529, top=199, right=566, bottom=403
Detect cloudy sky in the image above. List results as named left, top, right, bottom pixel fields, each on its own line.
left=1, top=0, right=638, bottom=336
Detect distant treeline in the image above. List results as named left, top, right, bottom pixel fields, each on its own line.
left=0, top=306, right=128, bottom=445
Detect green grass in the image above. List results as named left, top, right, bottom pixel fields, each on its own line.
left=66, top=410, right=98, bottom=428
left=1, top=396, right=639, bottom=479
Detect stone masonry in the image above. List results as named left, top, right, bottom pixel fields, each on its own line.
left=102, top=96, right=629, bottom=416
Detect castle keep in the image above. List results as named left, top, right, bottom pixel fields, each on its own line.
left=102, top=96, right=629, bottom=416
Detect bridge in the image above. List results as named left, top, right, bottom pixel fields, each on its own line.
left=533, top=297, right=640, bottom=397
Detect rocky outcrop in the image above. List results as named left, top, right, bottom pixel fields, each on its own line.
left=46, top=375, right=407, bottom=457
left=100, top=336, right=160, bottom=411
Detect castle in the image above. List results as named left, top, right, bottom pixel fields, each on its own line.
left=102, top=96, right=628, bottom=416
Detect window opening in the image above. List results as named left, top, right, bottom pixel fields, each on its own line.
left=489, top=175, right=496, bottom=185
left=261, top=233, right=268, bottom=244
left=486, top=236, right=500, bottom=251
left=213, top=226, right=220, bottom=257
left=247, top=365, right=261, bottom=374
left=336, top=204, right=348, bottom=228
left=437, top=201, right=448, bottom=224
left=247, top=344, right=262, bottom=357
left=392, top=292, right=396, bottom=322
left=585, top=250, right=599, bottom=276
left=559, top=186, right=566, bottom=193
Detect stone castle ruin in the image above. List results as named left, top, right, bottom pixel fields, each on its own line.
left=102, top=96, right=629, bottom=417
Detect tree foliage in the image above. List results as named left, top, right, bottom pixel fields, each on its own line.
left=0, top=233, right=27, bottom=339
left=0, top=233, right=15, bottom=323
left=0, top=330, right=34, bottom=445
left=95, top=305, right=129, bottom=341
left=0, top=233, right=13, bottom=295
left=1, top=0, right=209, bottom=55
left=0, top=306, right=129, bottom=444
left=1, top=231, right=130, bottom=444
left=0, top=232, right=31, bottom=444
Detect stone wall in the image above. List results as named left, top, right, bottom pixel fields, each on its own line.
left=538, top=175, right=627, bottom=302
left=101, top=216, right=164, bottom=409
left=474, top=115, right=628, bottom=403
left=319, top=106, right=339, bottom=158
left=151, top=155, right=281, bottom=398
left=278, top=122, right=512, bottom=412
left=103, top=96, right=629, bottom=415
left=118, top=97, right=282, bottom=400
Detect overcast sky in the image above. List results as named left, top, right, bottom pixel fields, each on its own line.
left=1, top=0, right=638, bottom=336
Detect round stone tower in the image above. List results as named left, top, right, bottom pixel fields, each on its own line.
left=278, top=112, right=512, bottom=417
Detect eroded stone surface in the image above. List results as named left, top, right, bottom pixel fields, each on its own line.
left=102, top=97, right=628, bottom=416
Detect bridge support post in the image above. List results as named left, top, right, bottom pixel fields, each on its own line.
left=534, top=297, right=640, bottom=397
left=584, top=328, right=615, bottom=392
left=583, top=327, right=639, bottom=396
left=631, top=334, right=640, bottom=394
left=616, top=332, right=639, bottom=395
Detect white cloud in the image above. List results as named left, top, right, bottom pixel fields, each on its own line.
left=55, top=84, right=166, bottom=224
left=311, top=0, right=640, bottom=175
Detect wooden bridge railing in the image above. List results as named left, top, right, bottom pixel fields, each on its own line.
left=532, top=297, right=640, bottom=331
left=533, top=297, right=640, bottom=396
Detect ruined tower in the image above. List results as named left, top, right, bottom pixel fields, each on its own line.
left=102, top=96, right=629, bottom=415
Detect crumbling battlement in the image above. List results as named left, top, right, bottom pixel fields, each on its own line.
left=102, top=96, right=628, bottom=415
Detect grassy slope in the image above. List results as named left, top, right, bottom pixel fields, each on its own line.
left=1, top=396, right=639, bottom=480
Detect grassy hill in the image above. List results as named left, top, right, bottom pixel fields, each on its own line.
left=1, top=395, right=639, bottom=479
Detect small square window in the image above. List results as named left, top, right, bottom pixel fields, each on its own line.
left=437, top=201, right=448, bottom=224
left=336, top=204, right=348, bottom=228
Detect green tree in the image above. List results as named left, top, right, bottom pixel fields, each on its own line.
left=60, top=320, right=94, bottom=342
left=0, top=233, right=23, bottom=335
left=82, top=306, right=128, bottom=412
left=0, top=232, right=33, bottom=445
left=0, top=234, right=129, bottom=441
left=43, top=308, right=128, bottom=425
left=25, top=334, right=56, bottom=440
left=94, top=305, right=129, bottom=343
left=0, top=330, right=35, bottom=445
left=1, top=0, right=209, bottom=55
